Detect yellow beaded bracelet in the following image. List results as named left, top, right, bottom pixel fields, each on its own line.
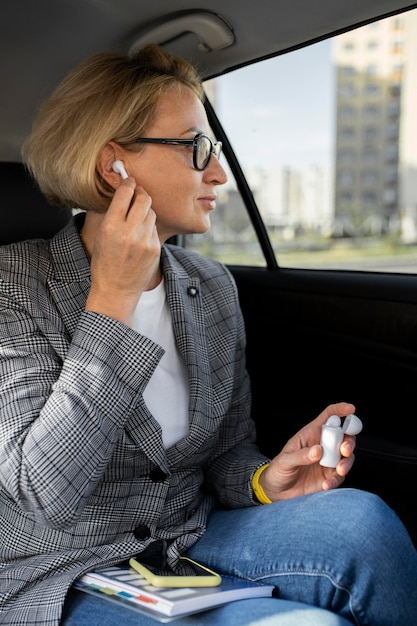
left=252, top=463, right=272, bottom=504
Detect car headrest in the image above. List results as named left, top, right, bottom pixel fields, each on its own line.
left=0, top=161, right=72, bottom=246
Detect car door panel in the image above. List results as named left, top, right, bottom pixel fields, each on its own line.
left=231, top=265, right=417, bottom=544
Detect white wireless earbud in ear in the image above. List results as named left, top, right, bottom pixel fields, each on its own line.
left=112, top=160, right=128, bottom=180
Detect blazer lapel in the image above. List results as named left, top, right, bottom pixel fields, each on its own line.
left=161, top=248, right=214, bottom=445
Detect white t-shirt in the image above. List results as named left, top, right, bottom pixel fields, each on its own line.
left=132, top=278, right=190, bottom=448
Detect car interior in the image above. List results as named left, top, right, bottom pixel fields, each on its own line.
left=2, top=0, right=417, bottom=548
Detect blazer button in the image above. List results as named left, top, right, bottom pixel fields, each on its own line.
left=187, top=286, right=198, bottom=297
left=149, top=468, right=168, bottom=482
left=133, top=525, right=151, bottom=540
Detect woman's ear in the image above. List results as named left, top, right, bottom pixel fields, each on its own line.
left=96, top=142, right=122, bottom=189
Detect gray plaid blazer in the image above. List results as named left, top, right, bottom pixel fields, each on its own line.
left=0, top=215, right=268, bottom=625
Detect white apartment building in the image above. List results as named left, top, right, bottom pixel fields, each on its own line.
left=334, top=10, right=417, bottom=239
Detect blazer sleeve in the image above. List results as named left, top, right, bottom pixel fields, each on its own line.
left=0, top=279, right=165, bottom=529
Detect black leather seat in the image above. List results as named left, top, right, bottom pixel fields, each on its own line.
left=0, top=161, right=72, bottom=246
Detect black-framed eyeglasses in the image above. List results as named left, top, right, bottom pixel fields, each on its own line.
left=135, top=133, right=222, bottom=171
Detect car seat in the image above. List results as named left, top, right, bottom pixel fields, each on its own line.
left=0, top=161, right=72, bottom=245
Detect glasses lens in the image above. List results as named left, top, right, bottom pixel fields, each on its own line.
left=213, top=142, right=222, bottom=160
left=195, top=135, right=212, bottom=170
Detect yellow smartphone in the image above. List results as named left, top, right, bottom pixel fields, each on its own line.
left=129, top=555, right=222, bottom=588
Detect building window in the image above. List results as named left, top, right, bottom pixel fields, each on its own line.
left=362, top=171, right=378, bottom=186
left=363, top=126, right=378, bottom=141
left=389, top=84, right=401, bottom=97
left=339, top=83, right=357, bottom=97
left=383, top=189, right=397, bottom=204
left=339, top=150, right=355, bottom=164
left=364, top=83, right=380, bottom=96
left=341, top=65, right=356, bottom=75
left=363, top=104, right=380, bottom=119
left=386, top=123, right=399, bottom=140
left=338, top=170, right=355, bottom=186
left=387, top=100, right=400, bottom=116
left=366, top=64, right=379, bottom=76
left=340, top=126, right=355, bottom=140
left=340, top=105, right=356, bottom=119
left=363, top=148, right=378, bottom=163
left=339, top=192, right=353, bottom=203
left=386, top=145, right=398, bottom=161
left=392, top=18, right=403, bottom=31
left=385, top=167, right=398, bottom=184
left=362, top=191, right=378, bottom=204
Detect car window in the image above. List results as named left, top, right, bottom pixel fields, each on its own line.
left=185, top=7, right=417, bottom=273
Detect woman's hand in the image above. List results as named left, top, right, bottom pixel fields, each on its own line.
left=84, top=177, right=161, bottom=325
left=260, top=402, right=357, bottom=501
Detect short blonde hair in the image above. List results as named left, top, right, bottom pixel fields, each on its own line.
left=22, top=44, right=204, bottom=212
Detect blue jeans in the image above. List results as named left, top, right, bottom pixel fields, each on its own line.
left=61, top=489, right=417, bottom=625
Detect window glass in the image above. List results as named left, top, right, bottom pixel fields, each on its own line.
left=186, top=7, right=417, bottom=273
left=184, top=168, right=265, bottom=266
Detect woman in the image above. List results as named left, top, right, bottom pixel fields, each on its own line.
left=0, top=44, right=416, bottom=626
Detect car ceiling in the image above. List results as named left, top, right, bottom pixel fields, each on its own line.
left=2, top=0, right=416, bottom=161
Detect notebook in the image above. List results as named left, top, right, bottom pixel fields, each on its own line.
left=74, top=562, right=276, bottom=622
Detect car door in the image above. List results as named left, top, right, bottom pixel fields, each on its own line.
left=182, top=8, right=417, bottom=546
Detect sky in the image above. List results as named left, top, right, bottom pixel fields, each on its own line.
left=212, top=40, right=335, bottom=170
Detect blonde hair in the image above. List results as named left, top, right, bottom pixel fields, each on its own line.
left=22, top=44, right=204, bottom=212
